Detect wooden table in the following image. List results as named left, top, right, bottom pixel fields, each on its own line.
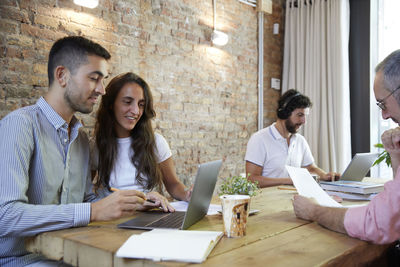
left=26, top=186, right=392, bottom=266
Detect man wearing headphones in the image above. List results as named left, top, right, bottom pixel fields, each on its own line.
left=245, top=89, right=339, bottom=187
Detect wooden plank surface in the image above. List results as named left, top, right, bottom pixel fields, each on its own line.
left=25, top=186, right=391, bottom=266
left=193, top=223, right=391, bottom=267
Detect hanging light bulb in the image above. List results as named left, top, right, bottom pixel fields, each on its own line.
left=212, top=0, right=229, bottom=46
left=73, top=0, right=99, bottom=9
left=211, top=30, right=229, bottom=46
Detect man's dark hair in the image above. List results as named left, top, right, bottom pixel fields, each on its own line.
left=277, top=89, right=312, bottom=119
left=47, top=36, right=111, bottom=86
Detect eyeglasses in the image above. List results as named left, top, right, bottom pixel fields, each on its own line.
left=376, top=86, right=400, bottom=110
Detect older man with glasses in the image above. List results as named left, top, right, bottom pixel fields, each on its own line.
left=292, top=49, right=400, bottom=248
left=376, top=85, right=400, bottom=111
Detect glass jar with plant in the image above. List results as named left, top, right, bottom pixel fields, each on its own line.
left=218, top=174, right=259, bottom=237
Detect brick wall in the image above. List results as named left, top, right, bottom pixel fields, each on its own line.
left=0, top=0, right=284, bottom=187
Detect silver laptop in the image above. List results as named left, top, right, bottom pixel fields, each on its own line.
left=319, top=153, right=379, bottom=185
left=118, top=159, right=222, bottom=230
left=340, top=152, right=379, bottom=181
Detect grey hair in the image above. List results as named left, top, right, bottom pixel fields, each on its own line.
left=375, top=50, right=400, bottom=103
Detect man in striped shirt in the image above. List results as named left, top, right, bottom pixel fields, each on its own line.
left=0, top=36, right=147, bottom=266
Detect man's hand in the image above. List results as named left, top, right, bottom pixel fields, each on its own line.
left=381, top=127, right=400, bottom=175
left=137, top=191, right=175, bottom=212
left=381, top=127, right=400, bottom=154
left=293, top=195, right=348, bottom=234
left=90, top=190, right=146, bottom=222
left=319, top=172, right=340, bottom=182
left=292, top=195, right=318, bottom=221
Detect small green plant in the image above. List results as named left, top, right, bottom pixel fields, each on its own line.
left=219, top=174, right=259, bottom=197
left=373, top=143, right=391, bottom=167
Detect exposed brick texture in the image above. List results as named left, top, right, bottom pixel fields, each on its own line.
left=0, top=0, right=284, bottom=188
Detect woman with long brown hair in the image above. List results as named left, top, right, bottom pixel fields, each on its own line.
left=91, top=72, right=190, bottom=212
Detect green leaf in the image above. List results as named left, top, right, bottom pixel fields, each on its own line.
left=372, top=156, right=384, bottom=166
left=372, top=143, right=391, bottom=167
left=374, top=143, right=384, bottom=148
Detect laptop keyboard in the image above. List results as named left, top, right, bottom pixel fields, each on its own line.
left=147, top=211, right=186, bottom=228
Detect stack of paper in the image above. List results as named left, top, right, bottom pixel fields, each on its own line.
left=319, top=181, right=384, bottom=194
left=170, top=201, right=222, bottom=215
left=286, top=166, right=373, bottom=208
left=170, top=201, right=260, bottom=216
left=116, top=229, right=223, bottom=263
left=324, top=190, right=377, bottom=201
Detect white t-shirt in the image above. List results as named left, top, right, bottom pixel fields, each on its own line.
left=91, top=133, right=172, bottom=192
left=245, top=123, right=314, bottom=178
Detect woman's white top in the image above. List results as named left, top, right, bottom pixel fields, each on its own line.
left=91, top=133, right=171, bottom=192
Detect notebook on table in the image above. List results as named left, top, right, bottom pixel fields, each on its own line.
left=319, top=152, right=383, bottom=194
left=116, top=229, right=223, bottom=263
left=118, top=159, right=223, bottom=230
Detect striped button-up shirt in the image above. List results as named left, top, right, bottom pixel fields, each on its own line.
left=0, top=97, right=93, bottom=266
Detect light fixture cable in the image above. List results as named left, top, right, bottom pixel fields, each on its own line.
left=213, top=0, right=217, bottom=31
left=211, top=0, right=229, bottom=46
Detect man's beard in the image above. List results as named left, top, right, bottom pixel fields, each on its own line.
left=285, top=119, right=302, bottom=134
left=64, top=81, right=93, bottom=114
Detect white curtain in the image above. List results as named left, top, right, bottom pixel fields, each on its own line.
left=282, top=0, right=351, bottom=173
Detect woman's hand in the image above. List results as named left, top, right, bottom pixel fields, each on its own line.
left=137, top=191, right=175, bottom=212
left=184, top=185, right=194, bottom=202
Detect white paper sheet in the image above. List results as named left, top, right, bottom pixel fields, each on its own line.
left=170, top=201, right=221, bottom=215
left=286, top=165, right=342, bottom=208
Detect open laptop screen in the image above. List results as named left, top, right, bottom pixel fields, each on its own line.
left=117, top=159, right=222, bottom=230
left=340, top=152, right=379, bottom=181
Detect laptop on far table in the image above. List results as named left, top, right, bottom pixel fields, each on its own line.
left=339, top=152, right=379, bottom=181
left=319, top=152, right=381, bottom=192
left=118, top=159, right=223, bottom=230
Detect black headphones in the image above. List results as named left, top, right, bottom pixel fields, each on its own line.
left=277, top=92, right=301, bottom=119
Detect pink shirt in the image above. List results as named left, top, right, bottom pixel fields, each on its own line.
left=344, top=169, right=400, bottom=244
